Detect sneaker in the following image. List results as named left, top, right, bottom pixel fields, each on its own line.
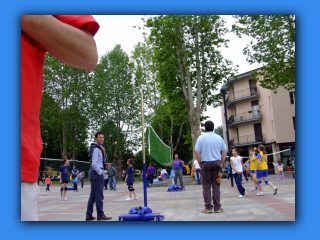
left=60, top=197, right=63, bottom=201
left=238, top=194, right=246, bottom=198
left=110, top=188, right=113, bottom=190
left=133, top=197, right=138, bottom=200
left=126, top=198, right=133, bottom=201
left=244, top=190, right=247, bottom=197
left=214, top=208, right=224, bottom=213
left=273, top=187, right=278, bottom=195
left=97, top=215, right=112, bottom=221
left=63, top=198, right=68, bottom=201
left=113, top=189, right=116, bottom=191
left=256, top=192, right=264, bottom=196
left=201, top=208, right=213, bottom=214
left=252, top=188, right=259, bottom=192
left=86, top=216, right=96, bottom=221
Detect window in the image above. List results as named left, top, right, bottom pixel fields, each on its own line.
left=293, top=117, right=295, bottom=130
left=289, top=92, right=295, bottom=104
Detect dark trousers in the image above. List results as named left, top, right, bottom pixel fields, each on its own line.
left=81, top=178, right=84, bottom=188
left=86, top=169, right=105, bottom=218
left=104, top=179, right=109, bottom=189
left=174, top=169, right=184, bottom=188
left=234, top=173, right=246, bottom=195
left=46, top=184, right=50, bottom=191
left=201, top=161, right=221, bottom=211
left=74, top=183, right=78, bottom=191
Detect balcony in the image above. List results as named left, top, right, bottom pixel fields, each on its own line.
left=226, top=88, right=259, bottom=108
left=229, top=134, right=265, bottom=148
left=228, top=110, right=262, bottom=128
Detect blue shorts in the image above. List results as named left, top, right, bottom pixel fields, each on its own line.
left=250, top=170, right=256, bottom=174
left=256, top=170, right=268, bottom=178
left=61, top=180, right=69, bottom=184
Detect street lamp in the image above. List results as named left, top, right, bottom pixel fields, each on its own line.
left=220, top=84, right=234, bottom=187
left=109, top=134, right=113, bottom=165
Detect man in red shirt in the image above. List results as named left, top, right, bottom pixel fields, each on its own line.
left=21, top=15, right=100, bottom=221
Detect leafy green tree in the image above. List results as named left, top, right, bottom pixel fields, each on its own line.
left=232, top=15, right=295, bottom=91
left=145, top=15, right=236, bottom=158
left=42, top=53, right=92, bottom=160
left=214, top=125, right=223, bottom=136
left=91, top=44, right=140, bottom=173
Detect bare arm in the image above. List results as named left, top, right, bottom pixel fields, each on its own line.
left=255, top=159, right=261, bottom=171
left=21, top=15, right=98, bottom=70
left=221, top=149, right=227, bottom=167
left=195, top=151, right=201, bottom=168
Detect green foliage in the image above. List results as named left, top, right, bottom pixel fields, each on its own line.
left=145, top=15, right=237, bottom=158
left=42, top=53, right=92, bottom=160
left=232, top=15, right=295, bottom=91
left=214, top=125, right=223, bottom=136
left=91, top=44, right=141, bottom=170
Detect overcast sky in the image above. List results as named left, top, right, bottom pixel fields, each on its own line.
left=92, top=15, right=262, bottom=129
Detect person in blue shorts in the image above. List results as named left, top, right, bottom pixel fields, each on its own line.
left=59, top=159, right=71, bottom=201
left=255, top=145, right=277, bottom=196
left=124, top=158, right=138, bottom=201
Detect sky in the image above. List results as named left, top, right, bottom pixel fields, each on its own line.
left=93, top=15, right=263, bottom=129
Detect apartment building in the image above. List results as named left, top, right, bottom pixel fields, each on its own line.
left=221, top=69, right=295, bottom=172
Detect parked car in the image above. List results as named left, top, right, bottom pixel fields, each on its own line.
left=50, top=175, right=60, bottom=181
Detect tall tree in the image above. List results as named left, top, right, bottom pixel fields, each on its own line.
left=232, top=15, right=295, bottom=91
left=42, top=53, right=91, bottom=160
left=91, top=44, right=140, bottom=172
left=214, top=125, right=223, bottom=136
left=146, top=15, right=236, bottom=159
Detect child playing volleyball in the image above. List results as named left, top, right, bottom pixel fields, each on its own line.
left=273, top=160, right=285, bottom=181
left=244, top=150, right=259, bottom=192
left=255, top=145, right=277, bottom=196
left=230, top=148, right=247, bottom=198
left=124, top=158, right=138, bottom=201
left=59, top=159, right=71, bottom=201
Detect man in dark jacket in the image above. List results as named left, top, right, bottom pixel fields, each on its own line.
left=108, top=163, right=118, bottom=190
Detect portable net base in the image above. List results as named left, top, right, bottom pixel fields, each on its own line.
left=118, top=91, right=165, bottom=221
left=119, top=206, right=164, bottom=221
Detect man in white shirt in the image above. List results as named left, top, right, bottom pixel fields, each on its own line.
left=193, top=159, right=201, bottom=185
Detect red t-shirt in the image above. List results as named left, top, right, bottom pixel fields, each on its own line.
left=21, top=15, right=99, bottom=182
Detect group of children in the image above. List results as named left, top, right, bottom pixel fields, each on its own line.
left=230, top=144, right=278, bottom=198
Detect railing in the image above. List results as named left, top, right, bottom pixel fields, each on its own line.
left=229, top=133, right=265, bottom=147
left=226, top=88, right=259, bottom=105
left=228, top=110, right=262, bottom=125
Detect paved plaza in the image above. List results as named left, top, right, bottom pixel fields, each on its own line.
left=37, top=172, right=295, bottom=221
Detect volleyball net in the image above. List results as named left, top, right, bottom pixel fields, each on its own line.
left=39, top=158, right=90, bottom=176
left=146, top=118, right=171, bottom=166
